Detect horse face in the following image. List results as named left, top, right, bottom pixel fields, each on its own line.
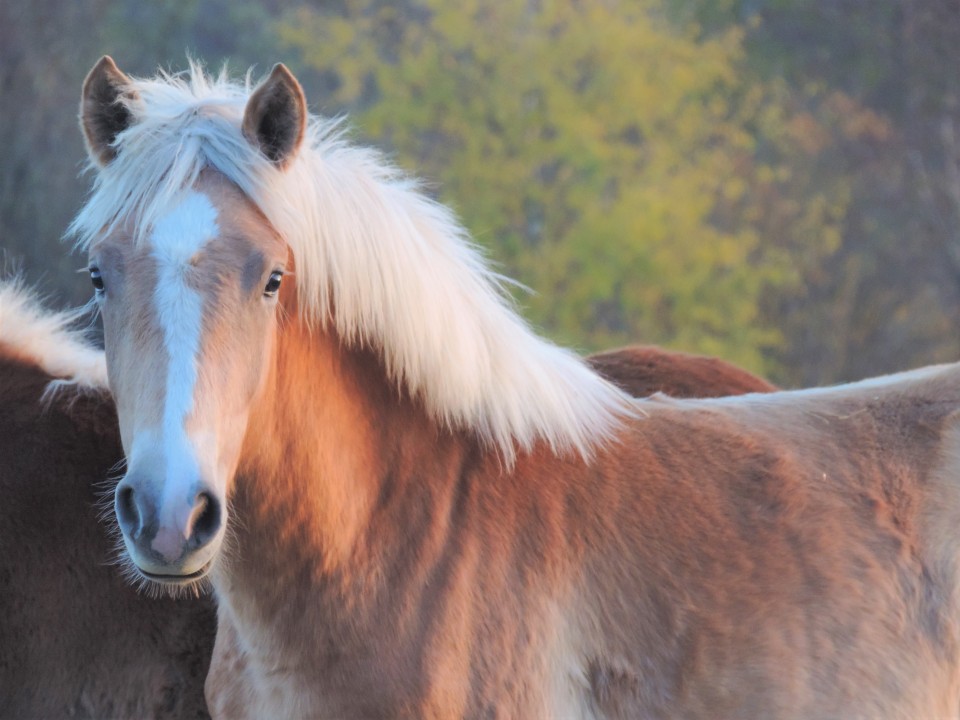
left=90, top=174, right=288, bottom=586
left=78, top=58, right=307, bottom=589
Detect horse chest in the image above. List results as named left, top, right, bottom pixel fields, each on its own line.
left=207, top=610, right=319, bottom=720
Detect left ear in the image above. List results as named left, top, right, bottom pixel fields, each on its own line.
left=242, top=64, right=307, bottom=168
left=80, top=56, right=139, bottom=166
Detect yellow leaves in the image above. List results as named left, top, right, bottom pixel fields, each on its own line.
left=823, top=91, right=893, bottom=143
left=788, top=112, right=831, bottom=155
left=274, top=0, right=830, bottom=375
left=783, top=91, right=892, bottom=158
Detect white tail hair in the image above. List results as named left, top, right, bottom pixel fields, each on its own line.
left=0, top=279, right=107, bottom=390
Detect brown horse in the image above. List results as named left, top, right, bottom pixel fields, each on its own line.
left=0, top=281, right=214, bottom=719
left=586, top=345, right=776, bottom=397
left=0, top=281, right=771, bottom=719
left=73, top=56, right=960, bottom=718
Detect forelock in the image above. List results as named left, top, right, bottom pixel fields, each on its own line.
left=70, top=62, right=273, bottom=251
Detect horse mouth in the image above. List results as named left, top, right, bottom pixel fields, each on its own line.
left=137, top=561, right=212, bottom=585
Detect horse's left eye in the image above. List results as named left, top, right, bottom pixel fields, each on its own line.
left=89, top=267, right=105, bottom=292
left=264, top=271, right=283, bottom=297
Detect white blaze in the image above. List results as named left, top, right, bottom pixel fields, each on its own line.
left=147, top=190, right=218, bottom=527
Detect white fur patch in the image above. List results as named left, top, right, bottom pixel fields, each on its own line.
left=0, top=279, right=107, bottom=389
left=149, top=190, right=218, bottom=515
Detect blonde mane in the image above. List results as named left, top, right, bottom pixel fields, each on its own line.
left=69, top=62, right=631, bottom=460
left=0, top=279, right=107, bottom=390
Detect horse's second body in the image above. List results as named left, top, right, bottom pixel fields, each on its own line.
left=586, top=344, right=776, bottom=397
left=71, top=57, right=960, bottom=718
left=0, top=282, right=215, bottom=720
left=0, top=279, right=770, bottom=719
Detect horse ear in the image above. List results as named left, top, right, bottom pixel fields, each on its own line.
left=80, top=56, right=138, bottom=167
left=242, top=64, right=307, bottom=168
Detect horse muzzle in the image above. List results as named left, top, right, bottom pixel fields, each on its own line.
left=114, top=470, right=224, bottom=581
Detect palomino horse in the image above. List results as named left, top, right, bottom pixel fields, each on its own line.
left=0, top=281, right=771, bottom=719
left=74, top=56, right=960, bottom=718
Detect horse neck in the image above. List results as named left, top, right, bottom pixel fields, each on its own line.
left=221, top=298, right=598, bottom=710
left=230, top=299, right=481, bottom=604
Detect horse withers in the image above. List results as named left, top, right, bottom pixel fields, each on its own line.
left=74, top=56, right=960, bottom=718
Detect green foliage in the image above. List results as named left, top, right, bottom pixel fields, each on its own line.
left=101, top=0, right=277, bottom=76
left=663, top=0, right=960, bottom=385
left=5, top=0, right=959, bottom=385
left=277, top=0, right=811, bottom=373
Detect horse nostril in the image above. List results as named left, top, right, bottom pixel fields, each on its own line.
left=115, top=483, right=141, bottom=537
left=189, top=491, right=222, bottom=548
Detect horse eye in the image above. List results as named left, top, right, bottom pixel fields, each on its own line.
left=263, top=270, right=283, bottom=297
left=89, top=267, right=105, bottom=292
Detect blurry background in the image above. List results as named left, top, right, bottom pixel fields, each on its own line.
left=2, top=0, right=959, bottom=387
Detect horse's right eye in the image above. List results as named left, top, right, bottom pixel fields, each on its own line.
left=263, top=270, right=283, bottom=297
left=89, top=267, right=105, bottom=292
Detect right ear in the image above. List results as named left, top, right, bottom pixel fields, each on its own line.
left=242, top=64, right=307, bottom=168
left=80, top=56, right=138, bottom=166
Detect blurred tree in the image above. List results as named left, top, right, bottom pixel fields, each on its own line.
left=4, top=0, right=960, bottom=386
left=278, top=0, right=818, bottom=373
left=0, top=0, right=284, bottom=307
left=0, top=0, right=113, bottom=304
left=669, top=0, right=960, bottom=384
left=100, top=0, right=278, bottom=76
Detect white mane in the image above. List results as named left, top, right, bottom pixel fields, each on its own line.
left=0, top=279, right=107, bottom=389
left=70, top=62, right=631, bottom=461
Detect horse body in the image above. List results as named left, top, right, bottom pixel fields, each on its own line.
left=71, top=56, right=960, bottom=718
left=204, top=311, right=960, bottom=719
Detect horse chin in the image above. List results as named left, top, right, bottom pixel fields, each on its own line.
left=130, top=560, right=214, bottom=598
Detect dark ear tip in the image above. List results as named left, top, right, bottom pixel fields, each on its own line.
left=95, top=55, right=119, bottom=72
left=268, top=64, right=305, bottom=98
left=269, top=63, right=293, bottom=80
left=83, top=56, right=124, bottom=91
left=243, top=63, right=307, bottom=168
left=80, top=55, right=136, bottom=167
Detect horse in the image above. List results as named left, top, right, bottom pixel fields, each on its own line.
left=72, top=56, right=960, bottom=718
left=0, top=281, right=214, bottom=720
left=585, top=345, right=776, bottom=397
left=0, top=281, right=772, bottom=719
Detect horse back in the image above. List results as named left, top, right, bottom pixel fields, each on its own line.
left=587, top=345, right=776, bottom=397
left=535, top=370, right=960, bottom=718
